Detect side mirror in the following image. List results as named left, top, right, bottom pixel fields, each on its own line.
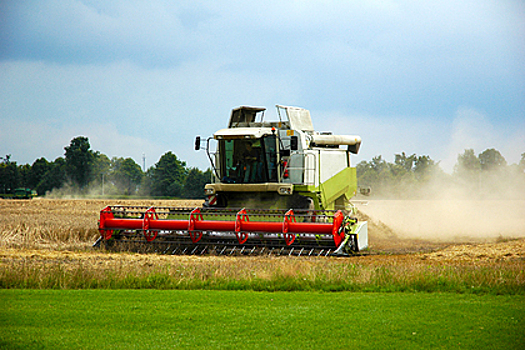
left=195, top=136, right=201, bottom=151
left=290, top=136, right=298, bottom=151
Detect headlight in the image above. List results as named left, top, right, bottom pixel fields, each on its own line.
left=278, top=187, right=292, bottom=195
left=205, top=188, right=215, bottom=195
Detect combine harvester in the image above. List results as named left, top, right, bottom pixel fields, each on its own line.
left=97, top=105, right=368, bottom=256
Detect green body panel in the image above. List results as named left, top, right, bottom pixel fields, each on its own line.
left=320, top=166, right=357, bottom=210
left=294, top=166, right=357, bottom=210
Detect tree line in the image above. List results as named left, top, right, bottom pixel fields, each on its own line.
left=357, top=149, right=525, bottom=199
left=2, top=136, right=524, bottom=199
left=0, top=136, right=211, bottom=198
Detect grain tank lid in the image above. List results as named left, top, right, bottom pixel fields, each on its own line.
left=277, top=105, right=314, bottom=133
left=228, top=106, right=266, bottom=128
left=214, top=127, right=274, bottom=140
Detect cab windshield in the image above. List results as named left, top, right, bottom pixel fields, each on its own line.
left=219, top=135, right=278, bottom=183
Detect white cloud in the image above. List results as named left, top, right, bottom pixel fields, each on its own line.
left=0, top=60, right=298, bottom=169
left=312, top=107, right=525, bottom=173
left=0, top=116, right=166, bottom=169
left=1, top=0, right=523, bottom=172
left=313, top=109, right=450, bottom=166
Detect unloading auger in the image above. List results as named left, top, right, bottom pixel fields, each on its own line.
left=97, top=205, right=367, bottom=256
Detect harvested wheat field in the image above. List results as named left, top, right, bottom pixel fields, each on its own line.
left=1, top=198, right=524, bottom=292
left=0, top=198, right=204, bottom=250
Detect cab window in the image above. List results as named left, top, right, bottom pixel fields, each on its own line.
left=219, top=135, right=278, bottom=183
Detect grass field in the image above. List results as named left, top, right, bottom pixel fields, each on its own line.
left=1, top=247, right=524, bottom=294
left=1, top=290, right=524, bottom=350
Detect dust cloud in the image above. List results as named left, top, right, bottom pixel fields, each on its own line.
left=357, top=199, right=525, bottom=243
left=355, top=157, right=525, bottom=244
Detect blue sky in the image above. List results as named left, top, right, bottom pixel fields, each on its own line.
left=1, top=0, right=524, bottom=172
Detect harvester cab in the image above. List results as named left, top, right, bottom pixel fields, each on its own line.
left=97, top=105, right=368, bottom=256
left=197, top=105, right=363, bottom=212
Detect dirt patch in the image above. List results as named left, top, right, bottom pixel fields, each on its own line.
left=2, top=238, right=524, bottom=268
left=420, top=239, right=525, bottom=262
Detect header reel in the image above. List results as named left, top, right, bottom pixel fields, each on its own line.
left=97, top=206, right=368, bottom=256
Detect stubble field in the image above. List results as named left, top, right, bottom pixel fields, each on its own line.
left=0, top=198, right=523, bottom=293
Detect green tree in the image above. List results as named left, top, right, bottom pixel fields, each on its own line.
left=182, top=168, right=212, bottom=199
left=92, top=152, right=111, bottom=180
left=357, top=153, right=442, bottom=198
left=478, top=148, right=510, bottom=198
left=36, top=157, right=67, bottom=195
left=110, top=157, right=144, bottom=195
left=478, top=148, right=507, bottom=172
left=371, top=155, right=388, bottom=173
left=356, top=155, right=395, bottom=196
left=453, top=149, right=481, bottom=193
left=139, top=167, right=154, bottom=196
left=149, top=152, right=187, bottom=197
left=64, top=136, right=94, bottom=189
left=414, top=155, right=438, bottom=182
left=0, top=155, right=20, bottom=194
left=18, top=164, right=31, bottom=188
left=91, top=152, right=111, bottom=195
left=454, top=149, right=480, bottom=175
left=394, top=152, right=416, bottom=173
left=29, top=158, right=52, bottom=192
left=391, top=152, right=416, bottom=186
left=356, top=160, right=376, bottom=188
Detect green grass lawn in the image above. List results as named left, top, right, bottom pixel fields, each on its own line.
left=1, top=290, right=523, bottom=349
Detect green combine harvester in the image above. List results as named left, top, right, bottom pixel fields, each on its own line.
left=0, top=188, right=37, bottom=199
left=97, top=105, right=368, bottom=256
